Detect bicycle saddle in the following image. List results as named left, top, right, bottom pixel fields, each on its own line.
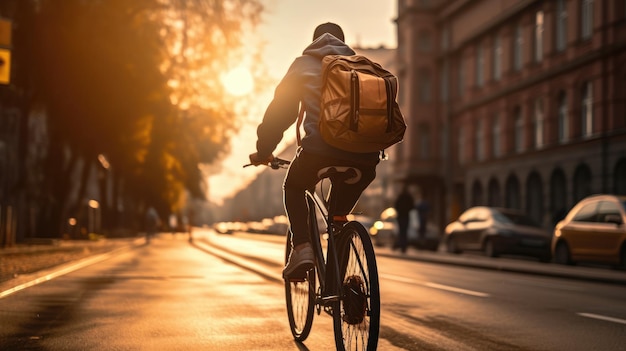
left=317, top=166, right=362, bottom=184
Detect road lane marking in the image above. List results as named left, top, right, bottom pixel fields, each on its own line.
left=578, top=313, right=626, bottom=325
left=382, top=274, right=416, bottom=284
left=382, top=274, right=490, bottom=297
left=0, top=251, right=119, bottom=299
left=424, top=282, right=490, bottom=297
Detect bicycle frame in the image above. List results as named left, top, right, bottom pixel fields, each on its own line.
left=305, top=188, right=344, bottom=308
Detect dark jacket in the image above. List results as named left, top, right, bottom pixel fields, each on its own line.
left=394, top=191, right=414, bottom=219
left=255, top=33, right=380, bottom=163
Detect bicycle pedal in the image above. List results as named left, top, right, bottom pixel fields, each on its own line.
left=322, top=295, right=340, bottom=302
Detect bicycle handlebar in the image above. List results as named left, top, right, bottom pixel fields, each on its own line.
left=243, top=157, right=291, bottom=170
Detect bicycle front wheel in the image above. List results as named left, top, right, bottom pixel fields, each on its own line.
left=333, top=221, right=380, bottom=351
left=284, top=236, right=316, bottom=341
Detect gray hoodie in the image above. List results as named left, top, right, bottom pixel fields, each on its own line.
left=256, top=33, right=380, bottom=164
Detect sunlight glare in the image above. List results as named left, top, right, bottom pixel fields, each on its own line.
left=221, top=66, right=254, bottom=96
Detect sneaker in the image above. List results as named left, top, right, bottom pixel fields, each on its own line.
left=283, top=243, right=314, bottom=279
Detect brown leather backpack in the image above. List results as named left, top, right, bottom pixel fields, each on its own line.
left=317, top=55, right=406, bottom=153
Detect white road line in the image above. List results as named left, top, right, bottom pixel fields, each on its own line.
left=382, top=274, right=490, bottom=298
left=382, top=274, right=416, bottom=284
left=424, top=282, right=490, bottom=297
left=578, top=312, right=626, bottom=325
left=0, top=251, right=117, bottom=299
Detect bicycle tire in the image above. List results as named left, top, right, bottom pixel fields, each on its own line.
left=333, top=221, right=380, bottom=351
left=284, top=234, right=316, bottom=341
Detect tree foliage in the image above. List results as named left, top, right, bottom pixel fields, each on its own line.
left=15, top=0, right=263, bottom=234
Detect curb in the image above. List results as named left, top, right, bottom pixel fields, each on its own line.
left=374, top=247, right=626, bottom=286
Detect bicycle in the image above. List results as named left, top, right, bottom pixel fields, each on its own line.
left=246, top=157, right=380, bottom=350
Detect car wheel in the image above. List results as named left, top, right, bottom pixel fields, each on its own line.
left=446, top=237, right=461, bottom=254
left=554, top=242, right=573, bottom=265
left=484, top=239, right=498, bottom=258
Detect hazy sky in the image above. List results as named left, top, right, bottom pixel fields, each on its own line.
left=207, top=0, right=398, bottom=203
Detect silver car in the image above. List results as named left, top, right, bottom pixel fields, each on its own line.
left=444, top=207, right=552, bottom=262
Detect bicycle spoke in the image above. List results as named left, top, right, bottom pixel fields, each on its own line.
left=285, top=238, right=316, bottom=341
left=348, top=237, right=371, bottom=292
left=333, top=222, right=380, bottom=351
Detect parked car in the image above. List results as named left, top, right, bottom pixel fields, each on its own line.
left=444, top=207, right=552, bottom=262
left=368, top=207, right=440, bottom=251
left=552, top=194, right=626, bottom=268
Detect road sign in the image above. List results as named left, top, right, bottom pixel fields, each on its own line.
left=0, top=19, right=11, bottom=84
left=0, top=49, right=9, bottom=84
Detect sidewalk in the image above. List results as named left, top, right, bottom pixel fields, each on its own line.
left=0, top=236, right=145, bottom=283
left=374, top=245, right=626, bottom=286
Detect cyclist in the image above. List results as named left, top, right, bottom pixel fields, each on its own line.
left=249, top=23, right=379, bottom=279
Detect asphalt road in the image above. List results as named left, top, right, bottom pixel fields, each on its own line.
left=1, top=229, right=625, bottom=350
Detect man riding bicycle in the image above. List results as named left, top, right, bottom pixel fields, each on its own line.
left=249, top=23, right=379, bottom=279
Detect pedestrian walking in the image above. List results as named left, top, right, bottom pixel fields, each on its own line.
left=393, top=185, right=414, bottom=253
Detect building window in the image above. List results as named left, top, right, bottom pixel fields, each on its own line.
left=505, top=175, right=521, bottom=210
left=526, top=172, right=544, bottom=226
left=476, top=42, right=484, bottom=87
left=535, top=11, right=544, bottom=62
left=458, top=126, right=465, bottom=164
left=492, top=114, right=501, bottom=158
left=514, top=23, right=523, bottom=71
left=581, top=81, right=593, bottom=138
left=558, top=91, right=569, bottom=143
left=419, top=68, right=432, bottom=102
left=614, top=159, right=626, bottom=195
left=440, top=64, right=449, bottom=102
left=488, top=178, right=501, bottom=207
left=556, top=0, right=568, bottom=52
left=493, top=34, right=502, bottom=81
left=534, top=98, right=544, bottom=149
left=514, top=107, right=524, bottom=153
left=476, top=119, right=484, bottom=161
left=441, top=26, right=450, bottom=52
left=418, top=30, right=432, bottom=52
left=573, top=164, right=592, bottom=203
left=441, top=128, right=448, bottom=161
left=581, top=0, right=594, bottom=40
left=419, top=124, right=430, bottom=159
left=457, top=58, right=465, bottom=97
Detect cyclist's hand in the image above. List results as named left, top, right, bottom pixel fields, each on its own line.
left=248, top=152, right=274, bottom=166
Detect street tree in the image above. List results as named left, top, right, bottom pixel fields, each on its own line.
left=14, top=0, right=263, bottom=236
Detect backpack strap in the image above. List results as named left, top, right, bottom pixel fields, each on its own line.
left=296, top=102, right=305, bottom=146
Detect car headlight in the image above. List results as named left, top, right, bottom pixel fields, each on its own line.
left=374, top=221, right=384, bottom=230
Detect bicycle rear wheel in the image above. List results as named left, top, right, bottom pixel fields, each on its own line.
left=284, top=235, right=316, bottom=341
left=333, top=221, right=380, bottom=351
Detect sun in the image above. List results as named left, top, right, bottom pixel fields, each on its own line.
left=221, top=66, right=254, bottom=96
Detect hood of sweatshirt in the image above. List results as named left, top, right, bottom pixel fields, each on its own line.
left=302, top=33, right=355, bottom=58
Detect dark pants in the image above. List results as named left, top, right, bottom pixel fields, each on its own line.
left=283, top=150, right=377, bottom=247
left=396, top=216, right=409, bottom=251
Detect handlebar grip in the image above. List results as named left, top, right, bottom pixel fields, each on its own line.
left=243, top=158, right=290, bottom=169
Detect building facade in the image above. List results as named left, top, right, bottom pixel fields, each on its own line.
left=396, top=0, right=626, bottom=230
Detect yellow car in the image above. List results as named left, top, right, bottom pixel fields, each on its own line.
left=552, top=194, right=626, bottom=268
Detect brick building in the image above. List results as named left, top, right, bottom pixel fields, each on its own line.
left=396, top=0, right=626, bottom=230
